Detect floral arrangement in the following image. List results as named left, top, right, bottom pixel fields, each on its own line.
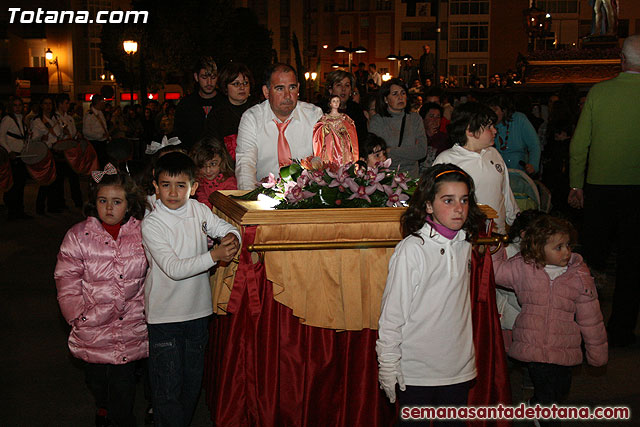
left=235, top=156, right=417, bottom=209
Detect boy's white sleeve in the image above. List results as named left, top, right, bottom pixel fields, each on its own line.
left=376, top=240, right=424, bottom=361
left=142, top=218, right=215, bottom=280
left=205, top=208, right=242, bottom=243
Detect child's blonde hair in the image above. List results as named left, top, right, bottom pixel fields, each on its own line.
left=521, top=215, right=577, bottom=267
left=190, top=137, right=235, bottom=179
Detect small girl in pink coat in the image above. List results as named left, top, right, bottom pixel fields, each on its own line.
left=492, top=215, right=607, bottom=424
left=54, top=165, right=149, bottom=426
left=190, top=138, right=237, bottom=209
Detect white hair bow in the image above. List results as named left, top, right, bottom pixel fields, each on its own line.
left=145, top=136, right=182, bottom=155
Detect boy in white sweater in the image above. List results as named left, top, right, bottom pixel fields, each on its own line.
left=434, top=102, right=519, bottom=234
left=142, top=152, right=240, bottom=426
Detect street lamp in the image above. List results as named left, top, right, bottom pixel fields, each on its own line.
left=123, top=40, right=138, bottom=106
left=304, top=71, right=317, bottom=101
left=386, top=51, right=414, bottom=76
left=45, top=48, right=62, bottom=93
left=333, top=42, right=367, bottom=73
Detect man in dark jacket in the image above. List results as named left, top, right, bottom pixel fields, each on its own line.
left=174, top=56, right=219, bottom=151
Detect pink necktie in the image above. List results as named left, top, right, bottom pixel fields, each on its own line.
left=274, top=119, right=292, bottom=167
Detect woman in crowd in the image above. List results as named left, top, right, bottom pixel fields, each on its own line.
left=487, top=94, right=541, bottom=174
left=368, top=79, right=427, bottom=179
left=204, top=62, right=257, bottom=153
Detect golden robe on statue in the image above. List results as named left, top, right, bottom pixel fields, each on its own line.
left=312, top=114, right=359, bottom=166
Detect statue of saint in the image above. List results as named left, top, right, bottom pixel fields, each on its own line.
left=591, top=0, right=618, bottom=36
left=312, top=95, right=359, bottom=165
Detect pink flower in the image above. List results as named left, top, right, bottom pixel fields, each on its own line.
left=379, top=158, right=392, bottom=169
left=392, top=171, right=409, bottom=191
left=383, top=185, right=410, bottom=207
left=347, top=179, right=377, bottom=203
left=365, top=168, right=385, bottom=191
left=310, top=170, right=328, bottom=186
left=284, top=181, right=315, bottom=203
left=327, top=165, right=350, bottom=188
left=297, top=170, right=312, bottom=187
left=261, top=173, right=280, bottom=189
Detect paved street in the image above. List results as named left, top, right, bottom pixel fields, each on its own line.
left=1, top=179, right=638, bottom=426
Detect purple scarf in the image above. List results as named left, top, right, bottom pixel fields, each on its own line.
left=426, top=216, right=459, bottom=240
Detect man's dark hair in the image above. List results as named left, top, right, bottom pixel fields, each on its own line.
left=153, top=151, right=197, bottom=184
left=369, top=63, right=377, bottom=70
left=193, top=56, right=218, bottom=75
left=263, top=63, right=297, bottom=88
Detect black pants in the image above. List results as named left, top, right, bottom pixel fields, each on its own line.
left=51, top=159, right=82, bottom=208
left=398, top=381, right=471, bottom=426
left=582, top=184, right=640, bottom=345
left=84, top=361, right=138, bottom=427
left=90, top=140, right=109, bottom=168
left=528, top=362, right=572, bottom=427
left=3, top=158, right=28, bottom=217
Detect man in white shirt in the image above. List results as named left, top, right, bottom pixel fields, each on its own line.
left=369, top=63, right=382, bottom=88
left=235, top=63, right=323, bottom=190
left=83, top=94, right=110, bottom=166
left=0, top=96, right=31, bottom=220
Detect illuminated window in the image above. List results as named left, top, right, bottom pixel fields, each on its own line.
left=450, top=0, right=489, bottom=15
left=88, top=0, right=112, bottom=82
left=449, top=22, right=489, bottom=52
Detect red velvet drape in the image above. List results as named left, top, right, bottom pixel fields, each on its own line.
left=468, top=248, right=512, bottom=427
left=204, top=226, right=397, bottom=427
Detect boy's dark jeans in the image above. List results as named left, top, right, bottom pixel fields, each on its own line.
left=148, top=316, right=209, bottom=427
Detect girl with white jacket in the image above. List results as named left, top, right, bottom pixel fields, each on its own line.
left=377, top=163, right=485, bottom=425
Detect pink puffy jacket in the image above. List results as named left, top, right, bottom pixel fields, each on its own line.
left=54, top=217, right=149, bottom=365
left=492, top=249, right=608, bottom=367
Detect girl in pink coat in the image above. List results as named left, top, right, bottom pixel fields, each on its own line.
left=54, top=165, right=149, bottom=427
left=492, top=215, right=607, bottom=424
left=190, top=137, right=237, bottom=209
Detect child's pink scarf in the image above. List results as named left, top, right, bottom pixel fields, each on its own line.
left=426, top=216, right=459, bottom=240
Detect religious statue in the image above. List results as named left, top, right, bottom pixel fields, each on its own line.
left=591, top=0, right=619, bottom=36
left=312, top=95, right=359, bottom=165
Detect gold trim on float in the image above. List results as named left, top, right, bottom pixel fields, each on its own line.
left=247, top=234, right=509, bottom=252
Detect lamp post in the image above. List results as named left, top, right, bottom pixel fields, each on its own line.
left=333, top=42, right=367, bottom=73
left=45, top=48, right=62, bottom=93
left=304, top=71, right=317, bottom=101
left=386, top=51, right=414, bottom=77
left=123, top=40, right=138, bottom=106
